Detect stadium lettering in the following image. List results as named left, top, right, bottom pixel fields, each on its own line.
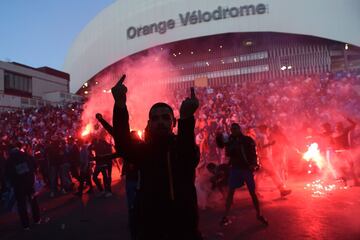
left=127, top=3, right=268, bottom=39
left=127, top=19, right=175, bottom=39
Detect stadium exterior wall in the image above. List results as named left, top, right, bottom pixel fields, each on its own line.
left=64, top=0, right=360, bottom=93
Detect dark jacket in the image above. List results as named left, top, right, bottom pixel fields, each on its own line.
left=217, top=134, right=257, bottom=170
left=113, top=105, right=201, bottom=239
left=46, top=141, right=64, bottom=166
left=64, top=143, right=80, bottom=166
left=89, top=139, right=113, bottom=167
left=5, top=148, right=36, bottom=194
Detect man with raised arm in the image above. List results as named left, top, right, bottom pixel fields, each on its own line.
left=112, top=75, right=202, bottom=240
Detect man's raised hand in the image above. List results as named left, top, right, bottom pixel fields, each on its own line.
left=111, top=74, right=127, bottom=108
left=180, top=87, right=199, bottom=119
left=95, top=113, right=103, bottom=121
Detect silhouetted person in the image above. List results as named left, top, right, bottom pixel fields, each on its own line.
left=257, top=125, right=291, bottom=197
left=5, top=144, right=40, bottom=229
left=65, top=137, right=80, bottom=183
left=90, top=137, right=113, bottom=197
left=112, top=75, right=202, bottom=240
left=216, top=123, right=268, bottom=226
left=95, top=113, right=140, bottom=239
left=75, top=138, right=94, bottom=196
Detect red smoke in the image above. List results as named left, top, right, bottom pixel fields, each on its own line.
left=80, top=49, right=179, bottom=137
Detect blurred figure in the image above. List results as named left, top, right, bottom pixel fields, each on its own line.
left=65, top=137, right=80, bottom=183
left=256, top=125, right=291, bottom=197
left=123, top=131, right=141, bottom=240
left=33, top=140, right=49, bottom=186
left=96, top=113, right=140, bottom=239
left=5, top=144, right=40, bottom=229
left=90, top=136, right=113, bottom=197
left=46, top=135, right=69, bottom=197
left=75, top=138, right=94, bottom=196
left=270, top=125, right=290, bottom=182
left=216, top=123, right=268, bottom=226
left=332, top=118, right=359, bottom=185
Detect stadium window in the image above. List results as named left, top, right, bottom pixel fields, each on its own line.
left=4, top=71, right=32, bottom=97
left=21, top=97, right=29, bottom=104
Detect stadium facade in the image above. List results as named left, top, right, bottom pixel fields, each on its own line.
left=64, top=0, right=360, bottom=94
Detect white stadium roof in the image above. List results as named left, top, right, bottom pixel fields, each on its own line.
left=64, top=0, right=360, bottom=93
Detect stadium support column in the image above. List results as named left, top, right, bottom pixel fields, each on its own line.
left=344, top=48, right=349, bottom=71
left=0, top=69, right=4, bottom=92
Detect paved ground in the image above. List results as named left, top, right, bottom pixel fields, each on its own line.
left=1, top=175, right=360, bottom=240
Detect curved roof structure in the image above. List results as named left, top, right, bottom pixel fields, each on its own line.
left=64, top=0, right=360, bottom=92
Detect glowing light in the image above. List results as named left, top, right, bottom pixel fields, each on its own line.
left=84, top=91, right=88, bottom=94
left=190, top=51, right=194, bottom=55
left=208, top=49, right=212, bottom=52
left=281, top=66, right=287, bottom=70
left=205, top=62, right=209, bottom=66
left=84, top=82, right=88, bottom=87
left=244, top=40, right=253, bottom=46
left=137, top=130, right=143, bottom=139
left=303, top=143, right=325, bottom=170
left=219, top=45, right=223, bottom=48
left=287, top=65, right=292, bottom=69
left=81, top=123, right=92, bottom=137
left=95, top=82, right=98, bottom=85
left=304, top=179, right=348, bottom=198
left=233, top=58, right=237, bottom=62
left=345, top=44, right=349, bottom=50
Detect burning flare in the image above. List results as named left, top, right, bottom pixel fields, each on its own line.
left=81, top=123, right=92, bottom=137
left=137, top=130, right=143, bottom=140
left=303, top=143, right=325, bottom=170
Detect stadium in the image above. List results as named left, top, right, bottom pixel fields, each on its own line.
left=2, top=1, right=360, bottom=238
left=64, top=0, right=360, bottom=94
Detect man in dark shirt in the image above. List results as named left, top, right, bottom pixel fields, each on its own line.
left=90, top=137, right=113, bottom=197
left=46, top=136, right=64, bottom=197
left=65, top=137, right=80, bottom=183
left=112, top=75, right=202, bottom=240
left=216, top=123, right=268, bottom=226
left=5, top=144, right=40, bottom=229
left=95, top=113, right=140, bottom=240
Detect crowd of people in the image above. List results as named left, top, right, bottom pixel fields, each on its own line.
left=1, top=70, right=360, bottom=236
